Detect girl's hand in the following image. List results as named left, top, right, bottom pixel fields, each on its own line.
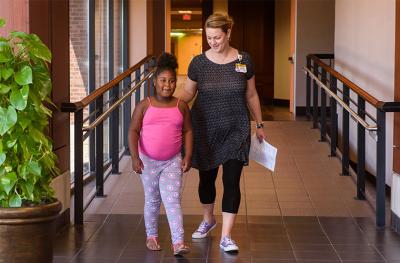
left=181, top=157, right=192, bottom=173
left=256, top=128, right=265, bottom=142
left=132, top=157, right=144, bottom=174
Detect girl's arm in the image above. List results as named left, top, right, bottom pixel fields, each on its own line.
left=128, top=100, right=146, bottom=173
left=180, top=77, right=198, bottom=103
left=179, top=101, right=193, bottom=172
left=246, top=76, right=265, bottom=141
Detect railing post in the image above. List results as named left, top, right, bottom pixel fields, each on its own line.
left=96, top=95, right=105, bottom=197
left=356, top=96, right=366, bottom=200
left=320, top=69, right=327, bottom=141
left=135, top=68, right=141, bottom=104
left=376, top=109, right=386, bottom=227
left=110, top=86, right=120, bottom=174
left=88, top=0, right=95, bottom=175
left=74, top=109, right=84, bottom=225
left=312, top=62, right=319, bottom=129
left=123, top=76, right=131, bottom=155
left=122, top=0, right=129, bottom=155
left=342, top=85, right=350, bottom=176
left=144, top=63, right=149, bottom=97
left=306, top=56, right=311, bottom=119
left=329, top=75, right=338, bottom=156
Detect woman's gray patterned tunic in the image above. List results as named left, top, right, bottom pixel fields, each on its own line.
left=187, top=52, right=254, bottom=171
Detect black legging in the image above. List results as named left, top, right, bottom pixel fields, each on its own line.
left=198, top=159, right=243, bottom=213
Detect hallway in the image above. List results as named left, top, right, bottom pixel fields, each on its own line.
left=53, top=121, right=400, bottom=262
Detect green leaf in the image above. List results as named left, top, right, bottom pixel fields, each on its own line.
left=14, top=65, right=32, bottom=86
left=6, top=139, right=16, bottom=148
left=0, top=153, right=5, bottom=166
left=9, top=194, right=22, bottom=207
left=2, top=68, right=14, bottom=80
left=10, top=31, right=29, bottom=39
left=29, top=39, right=52, bottom=62
left=32, top=65, right=52, bottom=99
left=28, top=161, right=41, bottom=176
left=0, top=51, right=12, bottom=63
left=0, top=172, right=17, bottom=195
left=0, top=19, right=5, bottom=28
left=10, top=85, right=29, bottom=110
left=21, top=181, right=34, bottom=200
left=0, top=106, right=17, bottom=135
left=17, top=112, right=31, bottom=130
left=0, top=83, right=10, bottom=94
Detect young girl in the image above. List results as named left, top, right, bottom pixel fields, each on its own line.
left=128, top=53, right=192, bottom=255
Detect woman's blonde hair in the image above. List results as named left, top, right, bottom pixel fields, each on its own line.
left=204, top=13, right=234, bottom=33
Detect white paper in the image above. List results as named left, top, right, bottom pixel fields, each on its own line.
left=249, top=134, right=277, bottom=172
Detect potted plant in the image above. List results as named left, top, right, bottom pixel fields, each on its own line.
left=0, top=18, right=61, bottom=262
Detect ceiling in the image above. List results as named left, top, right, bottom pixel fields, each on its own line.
left=171, top=0, right=203, bottom=30
left=171, top=0, right=202, bottom=9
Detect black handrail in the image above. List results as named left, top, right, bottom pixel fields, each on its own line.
left=305, top=54, right=400, bottom=227
left=62, top=55, right=156, bottom=225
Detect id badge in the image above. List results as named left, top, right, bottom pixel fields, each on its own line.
left=235, top=63, right=247, bottom=73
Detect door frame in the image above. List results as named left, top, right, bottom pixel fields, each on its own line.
left=394, top=0, right=400, bottom=174
left=290, top=0, right=296, bottom=113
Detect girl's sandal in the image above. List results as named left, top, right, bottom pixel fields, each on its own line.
left=172, top=243, right=190, bottom=256
left=146, top=237, right=162, bottom=251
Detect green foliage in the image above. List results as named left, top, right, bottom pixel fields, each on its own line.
left=0, top=18, right=58, bottom=207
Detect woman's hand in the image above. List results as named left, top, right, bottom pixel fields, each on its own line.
left=256, top=128, right=265, bottom=142
left=181, top=157, right=192, bottom=172
left=132, top=157, right=144, bottom=174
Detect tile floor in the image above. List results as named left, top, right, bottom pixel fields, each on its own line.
left=54, top=121, right=400, bottom=262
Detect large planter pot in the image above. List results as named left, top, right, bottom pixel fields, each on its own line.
left=0, top=201, right=62, bottom=263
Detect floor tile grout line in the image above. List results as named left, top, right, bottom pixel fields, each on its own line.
left=270, top=156, right=300, bottom=262
left=71, top=167, right=136, bottom=262
left=295, top=132, right=350, bottom=262
left=291, top=132, right=344, bottom=263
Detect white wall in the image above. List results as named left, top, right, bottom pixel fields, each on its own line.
left=129, top=0, right=147, bottom=107
left=274, top=0, right=291, bottom=100
left=129, top=0, right=147, bottom=65
left=51, top=171, right=70, bottom=213
left=334, top=0, right=395, bottom=187
left=295, top=0, right=335, bottom=107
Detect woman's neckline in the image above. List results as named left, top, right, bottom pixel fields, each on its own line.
left=203, top=49, right=240, bottom=65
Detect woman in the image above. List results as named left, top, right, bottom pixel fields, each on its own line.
left=181, top=13, right=265, bottom=252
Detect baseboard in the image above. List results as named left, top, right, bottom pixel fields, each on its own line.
left=296, top=106, right=307, bottom=116
left=55, top=208, right=70, bottom=232
left=296, top=106, right=331, bottom=116
left=272, top=99, right=290, bottom=107
left=391, top=211, right=400, bottom=234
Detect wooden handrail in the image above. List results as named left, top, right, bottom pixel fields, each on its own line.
left=62, top=55, right=155, bottom=112
left=308, top=54, right=382, bottom=108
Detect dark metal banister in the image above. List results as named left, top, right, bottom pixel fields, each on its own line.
left=308, top=54, right=381, bottom=107
left=305, top=53, right=400, bottom=228
left=82, top=69, right=155, bottom=131
left=61, top=55, right=156, bottom=225
left=62, top=55, right=154, bottom=113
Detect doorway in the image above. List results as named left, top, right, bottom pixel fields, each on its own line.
left=228, top=0, right=294, bottom=121
left=169, top=0, right=208, bottom=99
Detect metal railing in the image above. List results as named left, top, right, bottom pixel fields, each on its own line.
left=62, top=55, right=156, bottom=225
left=304, top=54, right=400, bottom=227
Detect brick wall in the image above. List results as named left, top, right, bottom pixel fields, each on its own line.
left=69, top=0, right=123, bottom=124
left=69, top=0, right=89, bottom=122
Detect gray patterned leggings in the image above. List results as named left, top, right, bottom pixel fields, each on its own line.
left=139, top=153, right=184, bottom=244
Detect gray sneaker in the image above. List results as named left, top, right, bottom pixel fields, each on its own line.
left=219, top=236, right=239, bottom=252
left=191, top=220, right=217, bottom=239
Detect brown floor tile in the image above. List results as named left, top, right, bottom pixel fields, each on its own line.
left=57, top=121, right=400, bottom=262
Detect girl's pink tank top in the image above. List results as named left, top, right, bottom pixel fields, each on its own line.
left=139, top=97, right=184, bottom=160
